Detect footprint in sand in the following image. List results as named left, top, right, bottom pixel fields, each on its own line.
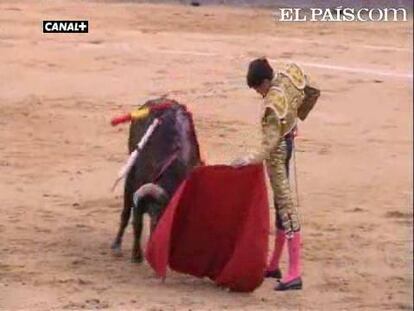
left=357, top=223, right=376, bottom=232
left=75, top=223, right=94, bottom=231
left=317, top=144, right=332, bottom=155
left=384, top=211, right=413, bottom=226
left=34, top=226, right=52, bottom=233
left=62, top=299, right=109, bottom=310
left=384, top=210, right=413, bottom=219
left=8, top=216, right=20, bottom=223
left=345, top=207, right=365, bottom=213
left=38, top=210, right=58, bottom=221
left=89, top=40, right=104, bottom=45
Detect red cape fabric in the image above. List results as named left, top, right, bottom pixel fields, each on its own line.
left=146, top=164, right=269, bottom=292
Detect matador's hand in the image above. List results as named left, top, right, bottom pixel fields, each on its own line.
left=230, top=154, right=255, bottom=168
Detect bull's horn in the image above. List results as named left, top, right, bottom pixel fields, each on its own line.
left=133, top=183, right=168, bottom=207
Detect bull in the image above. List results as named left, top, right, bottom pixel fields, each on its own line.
left=111, top=98, right=202, bottom=262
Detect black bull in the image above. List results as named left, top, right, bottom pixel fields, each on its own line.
left=111, top=99, right=202, bottom=262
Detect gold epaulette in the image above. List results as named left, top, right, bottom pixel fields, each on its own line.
left=279, top=63, right=306, bottom=90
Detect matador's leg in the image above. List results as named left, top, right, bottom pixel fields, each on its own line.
left=267, top=139, right=302, bottom=290
left=265, top=135, right=294, bottom=279
left=267, top=139, right=300, bottom=236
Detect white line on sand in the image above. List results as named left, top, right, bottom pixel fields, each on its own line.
left=174, top=33, right=412, bottom=53
left=272, top=58, right=413, bottom=79
left=360, top=44, right=411, bottom=52
left=153, top=49, right=220, bottom=56
left=267, top=36, right=412, bottom=53
left=149, top=48, right=413, bottom=80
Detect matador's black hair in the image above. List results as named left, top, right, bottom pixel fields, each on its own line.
left=246, top=57, right=274, bottom=88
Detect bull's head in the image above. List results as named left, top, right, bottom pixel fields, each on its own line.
left=133, top=183, right=169, bottom=234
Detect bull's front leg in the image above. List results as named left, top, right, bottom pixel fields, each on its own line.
left=131, top=202, right=144, bottom=263
left=111, top=177, right=134, bottom=256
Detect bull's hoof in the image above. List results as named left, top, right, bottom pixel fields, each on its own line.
left=111, top=242, right=123, bottom=257
left=111, top=247, right=123, bottom=257
left=131, top=255, right=143, bottom=264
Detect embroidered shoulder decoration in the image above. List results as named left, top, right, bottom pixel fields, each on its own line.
left=280, top=63, right=306, bottom=90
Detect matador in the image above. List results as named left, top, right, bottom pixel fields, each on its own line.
left=232, top=58, right=320, bottom=291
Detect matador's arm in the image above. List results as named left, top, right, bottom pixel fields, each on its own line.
left=248, top=107, right=282, bottom=164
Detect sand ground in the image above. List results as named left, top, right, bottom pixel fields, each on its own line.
left=0, top=1, right=413, bottom=310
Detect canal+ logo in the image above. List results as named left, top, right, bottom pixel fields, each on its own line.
left=43, top=20, right=88, bottom=33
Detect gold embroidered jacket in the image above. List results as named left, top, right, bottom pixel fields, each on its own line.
left=250, top=63, right=320, bottom=163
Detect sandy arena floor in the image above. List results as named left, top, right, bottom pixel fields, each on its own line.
left=0, top=1, right=413, bottom=310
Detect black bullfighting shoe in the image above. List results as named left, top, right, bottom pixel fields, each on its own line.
left=264, top=268, right=282, bottom=279
left=274, top=277, right=303, bottom=291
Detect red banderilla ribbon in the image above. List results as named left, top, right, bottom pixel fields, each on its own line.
left=111, top=113, right=132, bottom=126
left=110, top=102, right=174, bottom=126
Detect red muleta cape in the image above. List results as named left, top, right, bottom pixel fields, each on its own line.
left=146, top=164, right=269, bottom=292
